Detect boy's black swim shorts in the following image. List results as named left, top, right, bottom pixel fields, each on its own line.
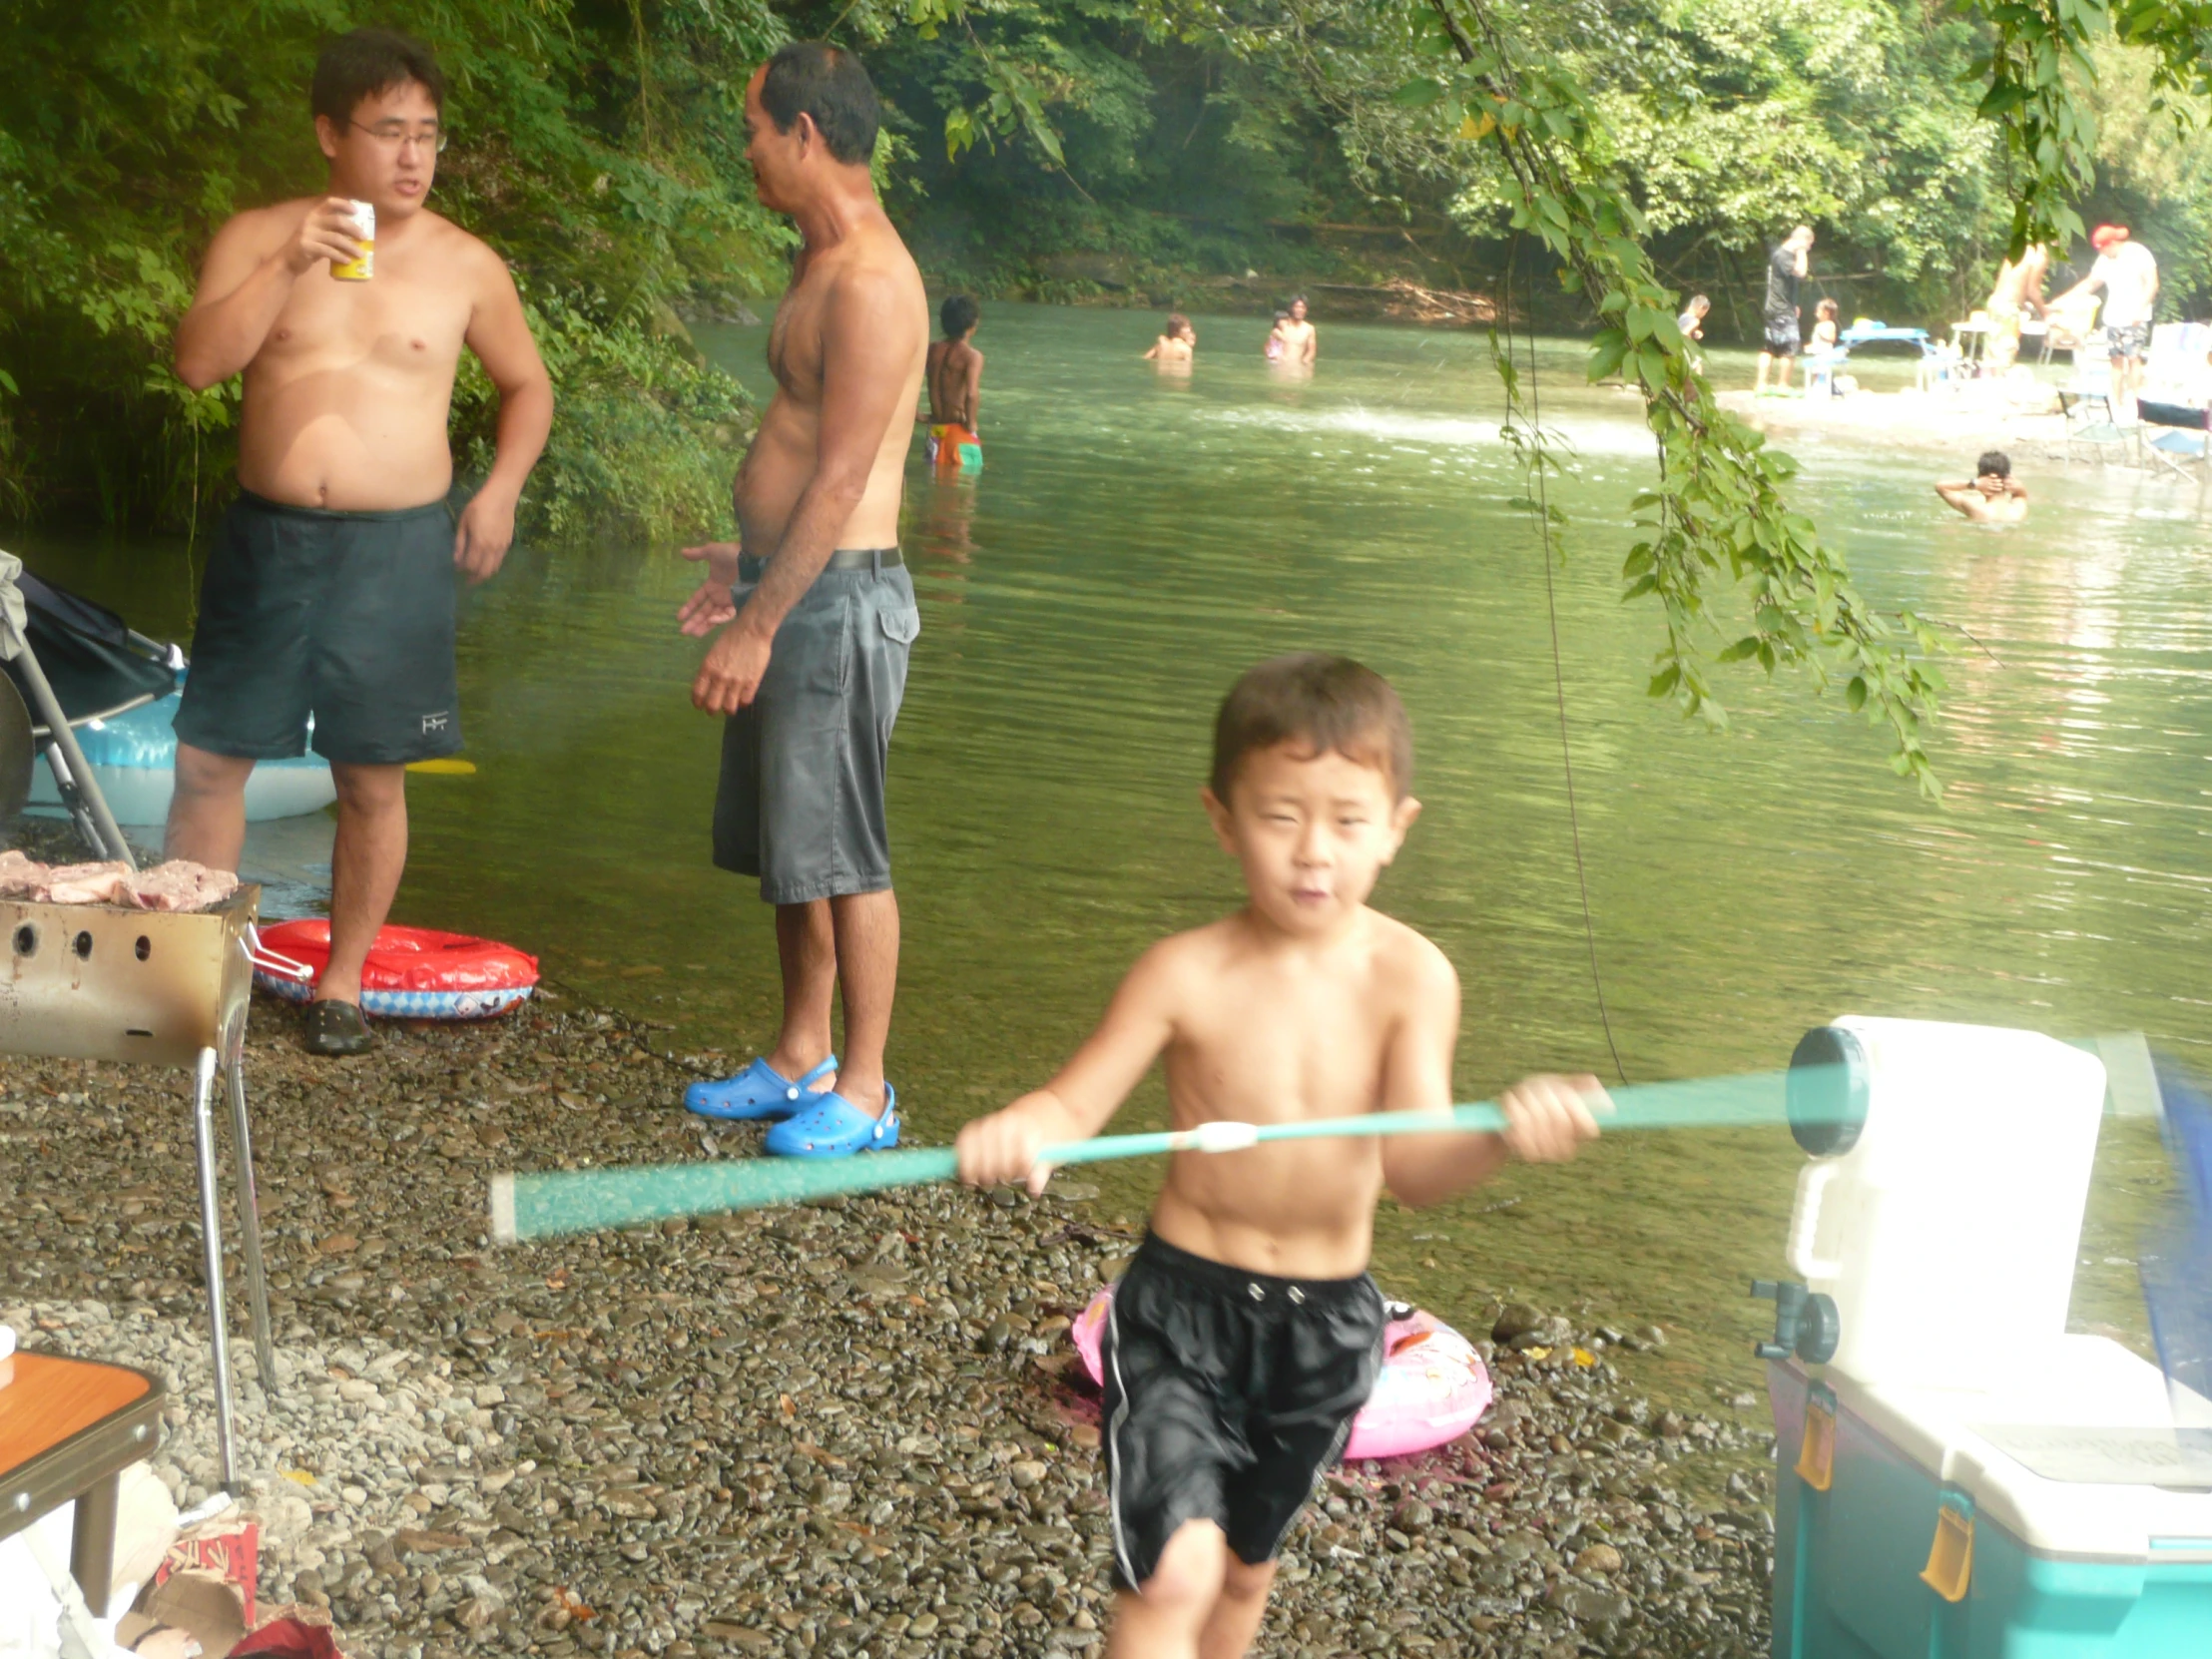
left=1101, top=1232, right=1387, bottom=1591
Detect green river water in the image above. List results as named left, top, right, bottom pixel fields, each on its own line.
left=17, top=303, right=2206, bottom=1418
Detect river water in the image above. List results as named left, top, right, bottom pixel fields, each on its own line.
left=15, top=303, right=2206, bottom=1405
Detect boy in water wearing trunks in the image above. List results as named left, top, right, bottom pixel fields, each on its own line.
left=956, top=654, right=1606, bottom=1659
left=925, top=293, right=983, bottom=470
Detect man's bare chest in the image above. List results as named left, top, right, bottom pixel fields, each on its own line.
left=766, top=279, right=835, bottom=402
left=261, top=271, right=471, bottom=375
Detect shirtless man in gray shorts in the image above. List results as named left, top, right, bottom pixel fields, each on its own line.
left=677, top=44, right=927, bottom=1158
left=171, top=28, right=552, bottom=1054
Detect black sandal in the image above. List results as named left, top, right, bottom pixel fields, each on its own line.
left=302, top=999, right=375, bottom=1056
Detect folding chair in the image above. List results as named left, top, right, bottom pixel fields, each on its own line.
left=2060, top=371, right=2134, bottom=467
left=2136, top=399, right=2211, bottom=496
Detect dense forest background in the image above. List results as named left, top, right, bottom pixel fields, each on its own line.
left=6, top=0, right=2211, bottom=537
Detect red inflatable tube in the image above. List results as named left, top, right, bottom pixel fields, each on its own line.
left=254, top=920, right=539, bottom=1020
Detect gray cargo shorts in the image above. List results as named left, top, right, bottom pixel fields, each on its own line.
left=713, top=552, right=919, bottom=904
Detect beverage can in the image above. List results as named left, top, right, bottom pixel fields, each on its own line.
left=332, top=200, right=374, bottom=281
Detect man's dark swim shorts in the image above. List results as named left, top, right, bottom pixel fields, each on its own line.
left=714, top=551, right=919, bottom=904
left=1101, top=1232, right=1387, bottom=1591
left=1765, top=314, right=1802, bottom=355
left=175, top=490, right=462, bottom=766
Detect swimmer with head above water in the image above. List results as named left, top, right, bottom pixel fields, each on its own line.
left=1145, top=312, right=1197, bottom=362
left=1936, top=451, right=2027, bottom=524
left=1272, top=294, right=1317, bottom=365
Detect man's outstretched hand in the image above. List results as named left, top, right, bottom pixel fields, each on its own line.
left=679, top=540, right=771, bottom=714
left=678, top=541, right=742, bottom=637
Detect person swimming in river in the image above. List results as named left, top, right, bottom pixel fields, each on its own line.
left=925, top=292, right=983, bottom=471
left=1936, top=451, right=2028, bottom=524
left=1144, top=312, right=1197, bottom=362
left=1270, top=295, right=1318, bottom=365
left=956, top=653, right=1605, bottom=1659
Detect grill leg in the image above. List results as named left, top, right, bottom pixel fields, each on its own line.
left=191, top=1046, right=239, bottom=1488
left=226, top=1057, right=276, bottom=1395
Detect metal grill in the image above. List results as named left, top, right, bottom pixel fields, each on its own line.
left=2, top=885, right=274, bottom=1485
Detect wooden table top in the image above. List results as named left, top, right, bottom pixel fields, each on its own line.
left=0, top=1352, right=156, bottom=1475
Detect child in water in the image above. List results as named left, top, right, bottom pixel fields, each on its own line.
left=957, top=654, right=1605, bottom=1659
left=925, top=293, right=983, bottom=471
left=1936, top=450, right=2028, bottom=523
left=1144, top=313, right=1198, bottom=362
left=1264, top=309, right=1290, bottom=362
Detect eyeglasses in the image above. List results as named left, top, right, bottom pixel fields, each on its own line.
left=345, top=121, right=448, bottom=156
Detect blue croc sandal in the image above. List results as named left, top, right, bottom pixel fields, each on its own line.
left=685, top=1054, right=837, bottom=1122
left=764, top=1083, right=900, bottom=1158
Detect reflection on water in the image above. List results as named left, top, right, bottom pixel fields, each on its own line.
left=14, top=303, right=2209, bottom=1398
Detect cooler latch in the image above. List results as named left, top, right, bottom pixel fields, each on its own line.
left=1921, top=1487, right=1974, bottom=1603
left=1751, top=1278, right=1841, bottom=1365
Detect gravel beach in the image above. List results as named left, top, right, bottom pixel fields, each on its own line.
left=1, top=997, right=1777, bottom=1658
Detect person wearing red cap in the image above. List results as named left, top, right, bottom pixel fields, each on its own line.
left=2051, top=226, right=2160, bottom=411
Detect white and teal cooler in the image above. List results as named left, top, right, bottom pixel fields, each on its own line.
left=1761, top=1017, right=2212, bottom=1658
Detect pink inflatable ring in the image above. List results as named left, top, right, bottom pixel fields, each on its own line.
left=1068, top=1285, right=1492, bottom=1461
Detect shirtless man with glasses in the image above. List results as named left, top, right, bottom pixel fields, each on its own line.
left=172, top=27, right=552, bottom=1054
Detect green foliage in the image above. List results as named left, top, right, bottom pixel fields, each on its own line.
left=0, top=0, right=790, bottom=535
left=789, top=0, right=1342, bottom=297
left=7, top=0, right=2210, bottom=792
left=1442, top=0, right=1947, bottom=791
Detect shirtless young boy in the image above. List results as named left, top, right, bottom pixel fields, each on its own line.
left=956, top=654, right=1605, bottom=1659
left=171, top=27, right=552, bottom=1054
left=1936, top=451, right=2028, bottom=524
left=925, top=294, right=983, bottom=471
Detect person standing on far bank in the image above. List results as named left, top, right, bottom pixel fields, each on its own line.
left=679, top=44, right=927, bottom=1159
left=170, top=28, right=553, bottom=1056
left=1755, top=225, right=1814, bottom=394
left=2051, top=225, right=2159, bottom=414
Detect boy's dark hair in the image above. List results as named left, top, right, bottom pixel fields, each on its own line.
left=940, top=294, right=979, bottom=338
left=1977, top=450, right=2011, bottom=478
left=1166, top=312, right=1191, bottom=333
left=1211, top=654, right=1413, bottom=803
left=760, top=42, right=879, bottom=165
left=312, top=28, right=445, bottom=125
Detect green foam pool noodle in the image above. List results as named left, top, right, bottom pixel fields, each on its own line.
left=490, top=1066, right=1800, bottom=1244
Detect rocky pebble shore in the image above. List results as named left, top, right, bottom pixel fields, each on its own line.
left=1, top=999, right=1776, bottom=1658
